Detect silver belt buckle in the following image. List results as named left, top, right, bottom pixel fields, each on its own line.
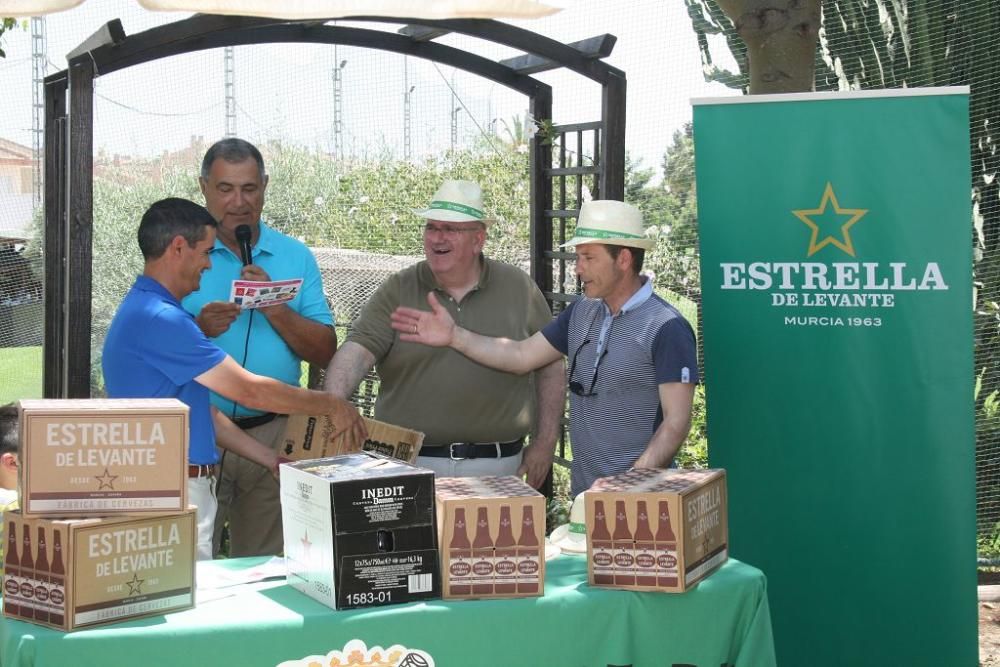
left=448, top=443, right=466, bottom=461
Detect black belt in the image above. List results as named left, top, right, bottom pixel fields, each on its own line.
left=419, top=438, right=524, bottom=460
left=233, top=412, right=279, bottom=430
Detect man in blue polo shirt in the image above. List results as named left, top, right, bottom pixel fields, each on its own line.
left=103, top=198, right=363, bottom=560
left=182, top=138, right=336, bottom=558
left=389, top=200, right=699, bottom=497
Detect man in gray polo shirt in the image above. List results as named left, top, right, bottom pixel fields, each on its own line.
left=390, top=199, right=699, bottom=497
left=324, top=180, right=564, bottom=487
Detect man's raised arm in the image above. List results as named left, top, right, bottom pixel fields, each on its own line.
left=391, top=292, right=562, bottom=374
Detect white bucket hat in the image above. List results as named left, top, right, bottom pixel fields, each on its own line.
left=413, top=179, right=493, bottom=225
left=548, top=493, right=587, bottom=554
left=561, top=199, right=654, bottom=250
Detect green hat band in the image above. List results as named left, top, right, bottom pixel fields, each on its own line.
left=573, top=226, right=645, bottom=241
left=569, top=521, right=586, bottom=534
left=429, top=200, right=483, bottom=219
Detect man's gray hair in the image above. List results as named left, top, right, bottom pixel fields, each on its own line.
left=200, top=138, right=266, bottom=181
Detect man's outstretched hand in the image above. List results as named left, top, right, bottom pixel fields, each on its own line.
left=390, top=292, right=457, bottom=347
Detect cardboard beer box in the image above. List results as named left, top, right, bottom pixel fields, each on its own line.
left=280, top=415, right=423, bottom=464
left=436, top=476, right=545, bottom=600
left=2, top=508, right=196, bottom=631
left=279, top=451, right=440, bottom=610
left=18, top=399, right=189, bottom=516
left=586, top=468, right=728, bottom=593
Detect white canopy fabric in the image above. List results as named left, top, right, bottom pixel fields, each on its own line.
left=0, top=0, right=561, bottom=19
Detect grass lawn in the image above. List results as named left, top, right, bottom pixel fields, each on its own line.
left=0, top=346, right=43, bottom=404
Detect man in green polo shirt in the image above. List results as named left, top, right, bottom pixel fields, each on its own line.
left=324, top=180, right=564, bottom=487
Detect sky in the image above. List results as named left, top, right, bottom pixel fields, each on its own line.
left=0, top=0, right=739, bottom=180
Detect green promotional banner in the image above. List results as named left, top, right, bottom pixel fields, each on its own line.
left=693, top=89, right=975, bottom=666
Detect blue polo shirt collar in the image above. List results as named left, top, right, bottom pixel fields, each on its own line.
left=618, top=275, right=653, bottom=315
left=135, top=275, right=180, bottom=307
left=594, top=276, right=653, bottom=360
left=599, top=275, right=653, bottom=318
left=211, top=220, right=277, bottom=262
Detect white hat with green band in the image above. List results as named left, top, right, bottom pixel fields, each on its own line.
left=413, top=179, right=493, bottom=225
left=548, top=492, right=588, bottom=554
left=561, top=199, right=654, bottom=250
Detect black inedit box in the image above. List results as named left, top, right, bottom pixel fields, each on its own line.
left=279, top=451, right=441, bottom=610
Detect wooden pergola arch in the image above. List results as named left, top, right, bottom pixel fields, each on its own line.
left=42, top=14, right=627, bottom=398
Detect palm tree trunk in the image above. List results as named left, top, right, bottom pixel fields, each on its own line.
left=715, top=0, right=822, bottom=93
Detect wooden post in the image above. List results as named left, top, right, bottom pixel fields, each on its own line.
left=66, top=57, right=94, bottom=398
left=529, top=84, right=553, bottom=294
left=43, top=73, right=68, bottom=398
left=600, top=69, right=626, bottom=201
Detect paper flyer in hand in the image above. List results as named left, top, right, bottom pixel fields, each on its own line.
left=230, top=278, right=303, bottom=309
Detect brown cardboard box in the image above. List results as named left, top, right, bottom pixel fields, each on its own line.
left=18, top=399, right=188, bottom=516
left=280, top=452, right=440, bottom=610
left=280, top=414, right=423, bottom=464
left=436, top=476, right=545, bottom=600
left=586, top=468, right=728, bottom=593
left=2, top=509, right=196, bottom=630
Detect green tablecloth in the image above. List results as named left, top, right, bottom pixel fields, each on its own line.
left=0, top=555, right=775, bottom=667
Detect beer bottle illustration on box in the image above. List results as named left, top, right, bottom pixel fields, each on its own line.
left=515, top=505, right=539, bottom=593
left=655, top=499, right=679, bottom=586
left=34, top=527, right=49, bottom=624
left=448, top=508, right=472, bottom=596
left=590, top=500, right=614, bottom=584
left=612, top=499, right=635, bottom=586
left=471, top=506, right=494, bottom=595
left=4, top=521, right=19, bottom=616
left=19, top=523, right=34, bottom=620
left=493, top=505, right=517, bottom=594
left=633, top=500, right=657, bottom=586
left=50, top=529, right=65, bottom=626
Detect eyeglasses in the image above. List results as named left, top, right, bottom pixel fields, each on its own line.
left=423, top=223, right=481, bottom=238
left=568, top=339, right=608, bottom=397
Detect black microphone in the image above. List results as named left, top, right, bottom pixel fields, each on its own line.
left=235, top=224, right=253, bottom=267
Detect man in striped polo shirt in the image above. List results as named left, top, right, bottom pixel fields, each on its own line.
left=390, top=200, right=699, bottom=497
